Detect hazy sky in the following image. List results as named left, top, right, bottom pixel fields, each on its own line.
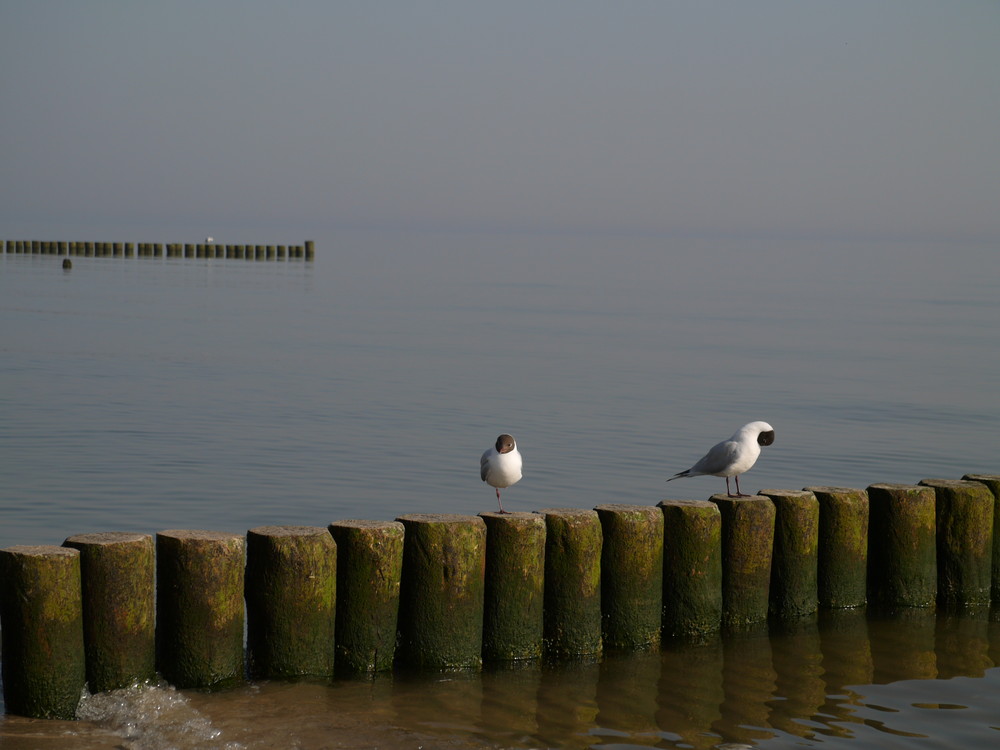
left=2, top=2, right=998, bottom=241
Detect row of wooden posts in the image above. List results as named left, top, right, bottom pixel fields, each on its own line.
left=0, top=475, right=997, bottom=721
left=3, top=239, right=315, bottom=260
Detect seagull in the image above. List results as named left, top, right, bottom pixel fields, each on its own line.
left=667, top=421, right=775, bottom=498
left=480, top=433, right=522, bottom=513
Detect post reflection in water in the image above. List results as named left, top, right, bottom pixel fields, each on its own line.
left=380, top=609, right=1000, bottom=748
left=12, top=610, right=1000, bottom=748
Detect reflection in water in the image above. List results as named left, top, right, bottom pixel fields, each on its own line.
left=2, top=610, right=1000, bottom=748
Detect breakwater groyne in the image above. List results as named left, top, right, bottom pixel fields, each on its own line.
left=0, top=474, right=997, bottom=720
left=3, top=239, right=315, bottom=260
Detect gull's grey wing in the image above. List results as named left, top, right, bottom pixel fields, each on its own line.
left=480, top=450, right=490, bottom=482
left=689, top=439, right=739, bottom=476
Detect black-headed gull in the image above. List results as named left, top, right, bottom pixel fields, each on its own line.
left=480, top=433, right=522, bottom=513
left=667, top=421, right=775, bottom=498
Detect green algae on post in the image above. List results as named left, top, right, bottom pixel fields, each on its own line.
left=245, top=526, right=337, bottom=680
left=963, top=474, right=1000, bottom=602
left=63, top=532, right=156, bottom=693
left=866, top=484, right=937, bottom=609
left=328, top=520, right=405, bottom=674
left=658, top=499, right=722, bottom=639
left=0, top=545, right=86, bottom=719
left=758, top=490, right=818, bottom=620
left=595, top=504, right=664, bottom=650
left=537, top=508, right=603, bottom=658
left=710, top=494, right=775, bottom=629
left=155, top=530, right=246, bottom=689
left=396, top=514, right=487, bottom=670
left=919, top=478, right=994, bottom=607
left=479, top=512, right=546, bottom=661
left=804, top=486, right=869, bottom=609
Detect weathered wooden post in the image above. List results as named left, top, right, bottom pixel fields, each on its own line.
left=245, top=526, right=337, bottom=679
left=277, top=245, right=287, bottom=259
left=594, top=504, right=663, bottom=650
left=805, top=486, right=869, bottom=609
left=964, top=474, right=1000, bottom=602
left=396, top=514, right=486, bottom=670
left=328, top=520, right=405, bottom=673
left=711, top=494, right=775, bottom=629
left=758, top=490, right=819, bottom=619
left=538, top=508, right=603, bottom=658
left=305, top=240, right=315, bottom=260
left=866, top=483, right=937, bottom=608
left=658, top=499, right=722, bottom=639
left=0, top=546, right=85, bottom=719
left=919, top=478, right=993, bottom=607
left=479, top=512, right=546, bottom=661
left=155, top=530, right=245, bottom=688
left=62, top=532, right=156, bottom=692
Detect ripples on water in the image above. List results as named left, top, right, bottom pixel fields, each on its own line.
left=1, top=233, right=997, bottom=547
left=1, top=232, right=999, bottom=747
left=1, top=611, right=1000, bottom=748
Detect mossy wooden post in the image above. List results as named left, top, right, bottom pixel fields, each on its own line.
left=594, top=504, right=663, bottom=650
left=62, top=532, right=155, bottom=692
left=245, top=526, right=337, bottom=679
left=328, top=520, right=405, bottom=673
left=156, top=530, right=245, bottom=689
left=658, top=499, right=722, bottom=639
left=711, top=494, right=775, bottom=629
left=964, top=474, right=1000, bottom=602
left=305, top=240, right=315, bottom=260
left=479, top=512, right=546, bottom=661
left=758, top=490, right=818, bottom=619
left=919, top=478, right=993, bottom=607
left=396, top=514, right=486, bottom=670
left=805, top=487, right=869, bottom=609
left=537, top=508, right=603, bottom=658
left=866, top=484, right=937, bottom=608
left=0, top=546, right=85, bottom=719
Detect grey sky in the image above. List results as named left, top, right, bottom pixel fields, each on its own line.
left=2, top=1, right=998, bottom=241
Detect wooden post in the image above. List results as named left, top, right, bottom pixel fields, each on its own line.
left=805, top=486, right=869, bottom=609
left=711, top=494, right=775, bottom=629
left=537, top=508, right=603, bottom=658
left=658, top=499, right=722, bottom=639
left=480, top=512, right=546, bottom=661
left=0, top=546, right=85, bottom=719
left=866, top=483, right=937, bottom=608
left=155, top=530, right=245, bottom=688
left=919, top=478, right=994, bottom=607
left=305, top=240, right=315, bottom=260
left=594, top=504, right=663, bottom=650
left=964, top=474, right=1000, bottom=602
left=63, top=532, right=156, bottom=692
left=396, top=514, right=486, bottom=670
left=328, top=520, right=405, bottom=673
left=758, top=490, right=818, bottom=619
left=245, top=526, right=337, bottom=679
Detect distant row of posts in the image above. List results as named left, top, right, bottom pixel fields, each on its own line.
left=0, top=474, right=997, bottom=720
left=3, top=239, right=315, bottom=260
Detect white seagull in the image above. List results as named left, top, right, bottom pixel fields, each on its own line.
left=480, top=433, right=522, bottom=513
left=667, top=421, right=775, bottom=498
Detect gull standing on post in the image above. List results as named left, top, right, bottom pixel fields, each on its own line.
left=667, top=421, right=775, bottom=498
left=480, top=433, right=522, bottom=513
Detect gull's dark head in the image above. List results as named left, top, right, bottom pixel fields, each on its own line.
left=496, top=434, right=516, bottom=454
left=758, top=428, right=775, bottom=447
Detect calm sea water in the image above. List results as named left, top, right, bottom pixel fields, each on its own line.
left=1, top=230, right=999, bottom=746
